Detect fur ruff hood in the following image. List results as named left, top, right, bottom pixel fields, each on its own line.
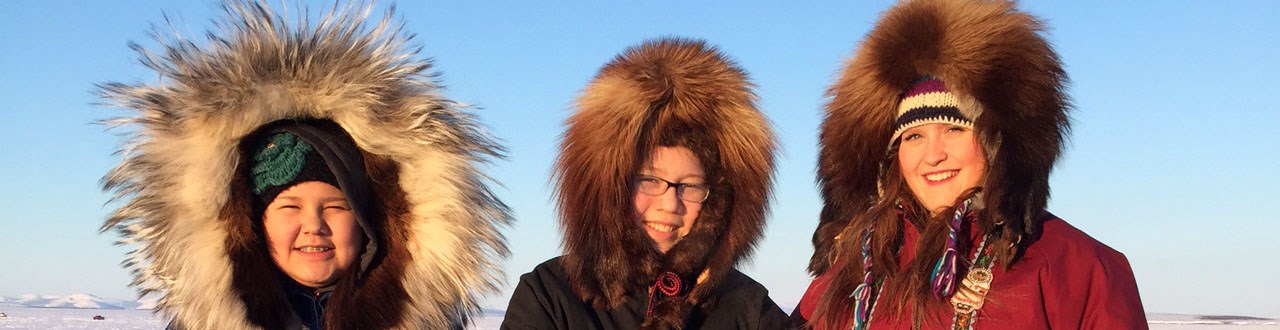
left=809, top=0, right=1070, bottom=275
left=554, top=38, right=777, bottom=328
left=97, top=2, right=509, bottom=328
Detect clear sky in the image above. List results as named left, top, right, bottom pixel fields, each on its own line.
left=2, top=0, right=1278, bottom=318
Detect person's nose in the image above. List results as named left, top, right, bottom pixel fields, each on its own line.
left=922, top=134, right=948, bottom=166
left=300, top=207, right=331, bottom=236
left=654, top=185, right=684, bottom=213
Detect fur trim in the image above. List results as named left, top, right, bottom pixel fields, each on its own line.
left=809, top=0, right=1069, bottom=275
left=97, top=1, right=510, bottom=328
left=555, top=38, right=777, bottom=329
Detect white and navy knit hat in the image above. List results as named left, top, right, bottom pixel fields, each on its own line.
left=889, top=76, right=979, bottom=145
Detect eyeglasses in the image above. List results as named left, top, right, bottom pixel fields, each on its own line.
left=633, top=175, right=711, bottom=203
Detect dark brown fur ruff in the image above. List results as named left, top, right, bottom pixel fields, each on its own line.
left=225, top=173, right=291, bottom=329
left=809, top=0, right=1069, bottom=276
left=322, top=153, right=412, bottom=330
left=555, top=38, right=776, bottom=329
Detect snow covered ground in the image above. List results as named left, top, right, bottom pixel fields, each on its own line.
left=0, top=307, right=504, bottom=330
left=1146, top=313, right=1280, bottom=330
left=1, top=296, right=1276, bottom=329
left=0, top=307, right=164, bottom=330
left=1, top=309, right=1277, bottom=329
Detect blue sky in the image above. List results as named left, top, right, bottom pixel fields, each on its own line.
left=2, top=0, right=1277, bottom=318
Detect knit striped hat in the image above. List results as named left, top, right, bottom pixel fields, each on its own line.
left=889, top=76, right=978, bottom=145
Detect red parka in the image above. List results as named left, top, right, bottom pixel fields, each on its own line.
left=794, top=216, right=1147, bottom=329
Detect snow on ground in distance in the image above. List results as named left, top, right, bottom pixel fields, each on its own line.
left=0, top=307, right=163, bottom=330
left=0, top=307, right=504, bottom=330
left=0, top=307, right=1276, bottom=329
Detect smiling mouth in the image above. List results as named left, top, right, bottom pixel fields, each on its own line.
left=924, top=170, right=958, bottom=182
left=645, top=222, right=677, bottom=233
left=296, top=246, right=334, bottom=253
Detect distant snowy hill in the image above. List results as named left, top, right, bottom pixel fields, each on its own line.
left=1147, top=313, right=1278, bottom=326
left=0, top=294, right=144, bottom=310
left=135, top=296, right=159, bottom=310
left=13, top=294, right=58, bottom=307
left=43, top=293, right=138, bottom=309
left=0, top=295, right=20, bottom=308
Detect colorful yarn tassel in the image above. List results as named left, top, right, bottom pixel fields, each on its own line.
left=850, top=228, right=877, bottom=330
left=930, top=198, right=972, bottom=298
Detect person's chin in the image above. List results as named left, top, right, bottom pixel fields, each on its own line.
left=295, top=269, right=339, bottom=287
left=648, top=239, right=674, bottom=253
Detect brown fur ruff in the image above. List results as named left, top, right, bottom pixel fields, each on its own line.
left=98, top=1, right=509, bottom=329
left=555, top=38, right=777, bottom=329
left=809, top=0, right=1070, bottom=276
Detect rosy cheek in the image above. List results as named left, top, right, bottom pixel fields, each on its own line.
left=275, top=235, right=293, bottom=254
left=633, top=194, right=650, bottom=215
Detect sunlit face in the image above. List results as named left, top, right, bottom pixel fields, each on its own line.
left=262, top=181, right=364, bottom=288
left=897, top=123, right=986, bottom=215
left=633, top=146, right=706, bottom=253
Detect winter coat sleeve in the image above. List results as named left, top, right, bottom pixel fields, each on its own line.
left=758, top=295, right=792, bottom=329
left=1038, top=219, right=1148, bottom=329
left=500, top=263, right=563, bottom=330
left=698, top=270, right=792, bottom=329
left=790, top=271, right=832, bottom=328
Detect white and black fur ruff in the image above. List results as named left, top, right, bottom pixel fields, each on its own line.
left=98, top=1, right=509, bottom=328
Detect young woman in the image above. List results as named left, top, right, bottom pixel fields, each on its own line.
left=793, top=0, right=1146, bottom=329
left=501, top=38, right=789, bottom=329
left=98, top=2, right=509, bottom=329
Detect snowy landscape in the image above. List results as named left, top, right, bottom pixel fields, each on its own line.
left=0, top=294, right=505, bottom=330
left=1, top=294, right=1276, bottom=329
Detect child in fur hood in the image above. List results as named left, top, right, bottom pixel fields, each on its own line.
left=500, top=38, right=790, bottom=329
left=98, top=1, right=510, bottom=329
left=793, top=0, right=1146, bottom=329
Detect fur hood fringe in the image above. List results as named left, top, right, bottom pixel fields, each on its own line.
left=810, top=0, right=1070, bottom=274
left=555, top=38, right=777, bottom=329
left=98, top=1, right=509, bottom=328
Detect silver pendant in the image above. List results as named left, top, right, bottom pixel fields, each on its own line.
left=950, top=267, right=993, bottom=314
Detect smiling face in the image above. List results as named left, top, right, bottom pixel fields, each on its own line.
left=897, top=123, right=986, bottom=215
left=633, top=146, right=706, bottom=253
left=262, top=181, right=365, bottom=287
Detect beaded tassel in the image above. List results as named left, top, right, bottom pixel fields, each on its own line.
left=645, top=272, right=684, bottom=320
left=930, top=198, right=972, bottom=298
